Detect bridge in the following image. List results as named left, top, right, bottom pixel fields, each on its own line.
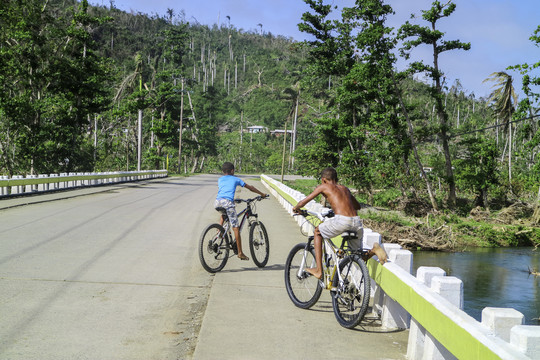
left=0, top=174, right=407, bottom=359
left=0, top=173, right=538, bottom=359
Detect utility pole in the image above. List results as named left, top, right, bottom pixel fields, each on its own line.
left=137, top=109, right=142, bottom=171
left=178, top=78, right=184, bottom=174
left=280, top=120, right=288, bottom=183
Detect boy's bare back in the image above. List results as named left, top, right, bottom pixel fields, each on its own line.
left=317, top=182, right=360, bottom=217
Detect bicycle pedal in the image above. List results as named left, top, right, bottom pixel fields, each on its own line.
left=232, top=242, right=238, bottom=255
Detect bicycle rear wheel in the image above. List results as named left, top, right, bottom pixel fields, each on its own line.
left=249, top=221, right=269, bottom=268
left=331, top=255, right=370, bottom=328
left=198, top=223, right=230, bottom=273
left=284, top=243, right=322, bottom=309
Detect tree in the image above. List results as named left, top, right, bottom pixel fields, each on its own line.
left=483, top=71, right=518, bottom=187
left=454, top=136, right=499, bottom=208
left=0, top=0, right=111, bottom=175
left=398, top=1, right=471, bottom=207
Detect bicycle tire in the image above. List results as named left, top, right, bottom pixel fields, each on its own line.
left=331, top=255, right=370, bottom=328
left=198, top=223, right=230, bottom=273
left=284, top=243, right=323, bottom=309
left=249, top=221, right=269, bottom=268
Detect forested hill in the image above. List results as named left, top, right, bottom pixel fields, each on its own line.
left=1, top=0, right=307, bottom=176
left=2, top=0, right=539, bottom=224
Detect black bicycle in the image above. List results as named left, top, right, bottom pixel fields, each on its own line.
left=199, top=195, right=269, bottom=273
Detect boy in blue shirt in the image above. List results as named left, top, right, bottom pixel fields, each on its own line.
left=215, top=162, right=268, bottom=260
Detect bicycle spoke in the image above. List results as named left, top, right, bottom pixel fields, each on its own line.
left=331, top=256, right=370, bottom=328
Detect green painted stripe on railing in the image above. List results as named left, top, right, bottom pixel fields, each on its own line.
left=0, top=171, right=168, bottom=187
left=260, top=175, right=298, bottom=207
left=367, top=260, right=501, bottom=360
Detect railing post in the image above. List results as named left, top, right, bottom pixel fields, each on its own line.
left=482, top=307, right=524, bottom=342
left=423, top=276, right=463, bottom=360
left=38, top=174, right=49, bottom=191
left=50, top=174, right=59, bottom=190
left=372, top=242, right=401, bottom=315
left=13, top=175, right=23, bottom=194
left=407, top=267, right=447, bottom=360
left=511, top=325, right=540, bottom=358
left=1, top=176, right=8, bottom=195
left=381, top=249, right=412, bottom=329
left=25, top=175, right=37, bottom=192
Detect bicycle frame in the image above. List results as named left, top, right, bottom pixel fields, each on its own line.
left=220, top=199, right=258, bottom=242
left=298, top=235, right=353, bottom=290
left=297, top=210, right=366, bottom=290
left=286, top=208, right=371, bottom=328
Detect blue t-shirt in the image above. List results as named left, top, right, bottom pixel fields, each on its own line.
left=216, top=175, right=245, bottom=201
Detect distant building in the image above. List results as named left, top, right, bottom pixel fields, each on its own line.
left=246, top=126, right=268, bottom=133
left=271, top=129, right=294, bottom=136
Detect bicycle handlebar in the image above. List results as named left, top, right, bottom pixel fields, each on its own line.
left=234, top=194, right=269, bottom=204
left=294, top=208, right=334, bottom=221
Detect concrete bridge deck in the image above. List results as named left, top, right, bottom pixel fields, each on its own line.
left=0, top=174, right=407, bottom=359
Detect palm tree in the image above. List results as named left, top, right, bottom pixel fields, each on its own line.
left=483, top=71, right=518, bottom=186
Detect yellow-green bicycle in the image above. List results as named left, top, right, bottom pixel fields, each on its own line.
left=284, top=208, right=371, bottom=329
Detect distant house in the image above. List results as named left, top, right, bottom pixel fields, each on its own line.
left=246, top=125, right=268, bottom=133
left=271, top=129, right=294, bottom=137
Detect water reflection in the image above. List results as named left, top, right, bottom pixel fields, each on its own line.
left=413, top=247, right=540, bottom=325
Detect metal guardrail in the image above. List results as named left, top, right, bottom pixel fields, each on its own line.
left=0, top=170, right=168, bottom=197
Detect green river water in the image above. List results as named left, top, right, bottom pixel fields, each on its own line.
left=412, top=247, right=540, bottom=325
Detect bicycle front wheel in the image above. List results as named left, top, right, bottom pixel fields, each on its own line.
left=198, top=223, right=230, bottom=273
left=249, top=221, right=269, bottom=268
left=331, top=255, right=370, bottom=328
left=284, top=243, right=322, bottom=309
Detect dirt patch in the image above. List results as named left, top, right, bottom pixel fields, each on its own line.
left=174, top=279, right=213, bottom=359
left=391, top=197, right=432, bottom=217
left=495, top=201, right=535, bottom=225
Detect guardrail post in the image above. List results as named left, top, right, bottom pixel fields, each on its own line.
left=38, top=174, right=49, bottom=191
left=25, top=175, right=37, bottom=192
left=372, top=242, right=401, bottom=315
left=12, top=175, right=23, bottom=194
left=407, top=267, right=447, bottom=360
left=1, top=176, right=8, bottom=195
left=423, top=276, right=463, bottom=360
left=510, top=325, right=540, bottom=358
left=59, top=173, right=68, bottom=188
left=381, top=249, right=412, bottom=329
left=50, top=174, right=59, bottom=189
left=482, top=307, right=524, bottom=342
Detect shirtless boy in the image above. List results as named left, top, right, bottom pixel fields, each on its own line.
left=292, top=167, right=387, bottom=279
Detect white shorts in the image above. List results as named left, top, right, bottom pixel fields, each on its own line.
left=319, top=215, right=363, bottom=249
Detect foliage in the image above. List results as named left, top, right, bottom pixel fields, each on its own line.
left=1, top=0, right=539, bottom=251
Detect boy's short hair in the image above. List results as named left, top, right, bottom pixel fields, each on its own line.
left=222, top=162, right=235, bottom=174
left=321, top=167, right=338, bottom=181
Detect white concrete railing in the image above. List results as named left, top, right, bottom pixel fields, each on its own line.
left=261, top=174, right=540, bottom=360
left=0, top=170, right=168, bottom=197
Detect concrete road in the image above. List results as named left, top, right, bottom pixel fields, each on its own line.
left=0, top=175, right=408, bottom=359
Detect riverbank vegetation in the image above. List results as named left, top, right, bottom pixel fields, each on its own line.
left=285, top=178, right=540, bottom=250
left=1, top=0, right=539, bottom=249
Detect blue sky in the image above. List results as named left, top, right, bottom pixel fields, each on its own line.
left=93, top=0, right=539, bottom=100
